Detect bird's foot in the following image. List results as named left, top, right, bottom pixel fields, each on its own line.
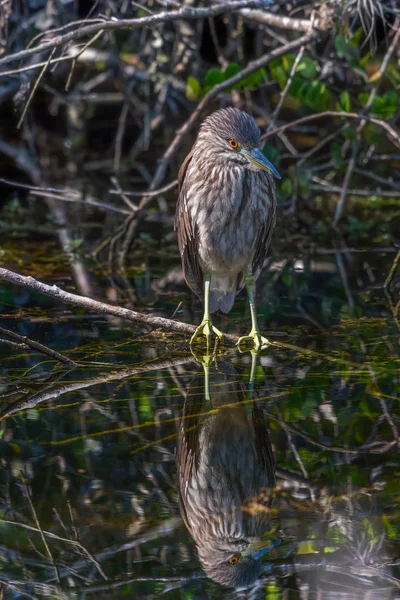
left=236, top=329, right=271, bottom=352
left=190, top=318, right=224, bottom=348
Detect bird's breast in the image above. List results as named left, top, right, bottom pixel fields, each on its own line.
left=187, top=166, right=272, bottom=272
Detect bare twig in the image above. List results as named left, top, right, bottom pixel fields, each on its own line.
left=0, top=268, right=197, bottom=337
left=0, top=178, right=133, bottom=215
left=334, top=141, right=358, bottom=225
left=108, top=179, right=178, bottom=198
left=21, top=478, right=60, bottom=583
left=263, top=111, right=400, bottom=148
left=0, top=519, right=107, bottom=581
left=65, top=30, right=103, bottom=91
left=0, top=1, right=273, bottom=70
left=267, top=44, right=305, bottom=131
left=0, top=327, right=75, bottom=366
left=17, top=47, right=57, bottom=128
left=311, top=177, right=400, bottom=197
left=334, top=26, right=400, bottom=225
left=384, top=249, right=400, bottom=331
left=0, top=355, right=196, bottom=418
left=239, top=9, right=315, bottom=33
left=48, top=517, right=182, bottom=581
left=109, top=177, right=139, bottom=212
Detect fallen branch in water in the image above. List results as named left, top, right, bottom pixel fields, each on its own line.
left=0, top=326, right=75, bottom=366
left=0, top=267, right=199, bottom=337
left=0, top=355, right=195, bottom=418
left=0, top=268, right=388, bottom=372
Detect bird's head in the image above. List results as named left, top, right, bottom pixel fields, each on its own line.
left=197, top=537, right=279, bottom=589
left=197, top=107, right=281, bottom=179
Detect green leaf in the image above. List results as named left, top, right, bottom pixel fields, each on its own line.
left=186, top=76, right=201, bottom=101
left=330, top=142, right=345, bottom=168
left=205, top=67, right=224, bottom=88
left=288, top=74, right=307, bottom=99
left=349, top=26, right=363, bottom=47
left=336, top=91, right=351, bottom=112
left=280, top=179, right=292, bottom=200
left=383, top=515, right=398, bottom=540
left=361, top=91, right=400, bottom=118
left=343, top=125, right=357, bottom=141
left=335, top=34, right=360, bottom=64
left=289, top=76, right=330, bottom=110
left=270, top=62, right=287, bottom=89
left=223, top=62, right=241, bottom=80
left=235, top=68, right=267, bottom=90
left=296, top=57, right=317, bottom=80
left=358, top=92, right=370, bottom=106
left=304, top=81, right=330, bottom=111
left=337, top=407, right=352, bottom=426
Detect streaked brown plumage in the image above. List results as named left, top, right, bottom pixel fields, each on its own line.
left=175, top=107, right=280, bottom=348
left=177, top=362, right=276, bottom=588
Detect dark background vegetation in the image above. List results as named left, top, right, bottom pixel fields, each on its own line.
left=0, top=0, right=400, bottom=598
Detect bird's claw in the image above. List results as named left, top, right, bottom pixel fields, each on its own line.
left=236, top=330, right=270, bottom=352
left=190, top=319, right=223, bottom=348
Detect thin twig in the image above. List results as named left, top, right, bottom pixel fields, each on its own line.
left=108, top=179, right=178, bottom=197
left=0, top=1, right=273, bottom=70
left=239, top=9, right=316, bottom=32
left=17, top=47, right=57, bottom=128
left=262, top=111, right=400, bottom=148
left=21, top=477, right=60, bottom=583
left=0, top=519, right=107, bottom=581
left=334, top=26, right=400, bottom=225
left=267, top=44, right=305, bottom=131
left=0, top=355, right=196, bottom=418
left=0, top=268, right=198, bottom=337
left=65, top=30, right=103, bottom=91
left=110, top=177, right=139, bottom=212
left=0, top=327, right=75, bottom=366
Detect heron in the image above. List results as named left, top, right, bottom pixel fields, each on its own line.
left=177, top=361, right=277, bottom=588
left=175, top=107, right=280, bottom=350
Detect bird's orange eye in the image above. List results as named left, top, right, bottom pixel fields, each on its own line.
left=228, top=139, right=239, bottom=149
left=228, top=555, right=240, bottom=565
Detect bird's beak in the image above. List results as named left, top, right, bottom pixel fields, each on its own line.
left=242, top=538, right=281, bottom=560
left=242, top=148, right=281, bottom=179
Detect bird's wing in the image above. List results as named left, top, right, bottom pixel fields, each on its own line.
left=251, top=175, right=277, bottom=278
left=176, top=376, right=206, bottom=530
left=174, top=149, right=203, bottom=298
left=177, top=380, right=204, bottom=485
left=252, top=403, right=276, bottom=488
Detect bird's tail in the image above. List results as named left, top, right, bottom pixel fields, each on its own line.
left=209, top=285, right=236, bottom=314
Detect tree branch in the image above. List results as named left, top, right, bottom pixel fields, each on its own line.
left=262, top=111, right=400, bottom=149
left=0, top=327, right=75, bottom=366
left=0, top=267, right=197, bottom=337
left=239, top=9, right=315, bottom=32
left=0, top=355, right=195, bottom=418
left=0, top=1, right=271, bottom=71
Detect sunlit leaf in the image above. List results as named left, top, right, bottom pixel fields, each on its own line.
left=186, top=76, right=201, bottom=101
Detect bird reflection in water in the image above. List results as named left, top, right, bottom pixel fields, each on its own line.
left=177, top=361, right=278, bottom=588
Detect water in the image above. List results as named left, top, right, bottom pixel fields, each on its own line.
left=0, top=231, right=400, bottom=599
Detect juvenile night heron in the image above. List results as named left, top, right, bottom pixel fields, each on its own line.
left=175, top=107, right=280, bottom=350
left=177, top=362, right=277, bottom=588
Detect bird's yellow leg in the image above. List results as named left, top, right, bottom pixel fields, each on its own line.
left=237, top=273, right=270, bottom=351
left=190, top=275, right=223, bottom=350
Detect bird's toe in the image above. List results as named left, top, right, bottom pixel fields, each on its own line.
left=236, top=331, right=271, bottom=352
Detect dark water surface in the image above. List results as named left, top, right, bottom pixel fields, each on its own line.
left=1, top=232, right=400, bottom=599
